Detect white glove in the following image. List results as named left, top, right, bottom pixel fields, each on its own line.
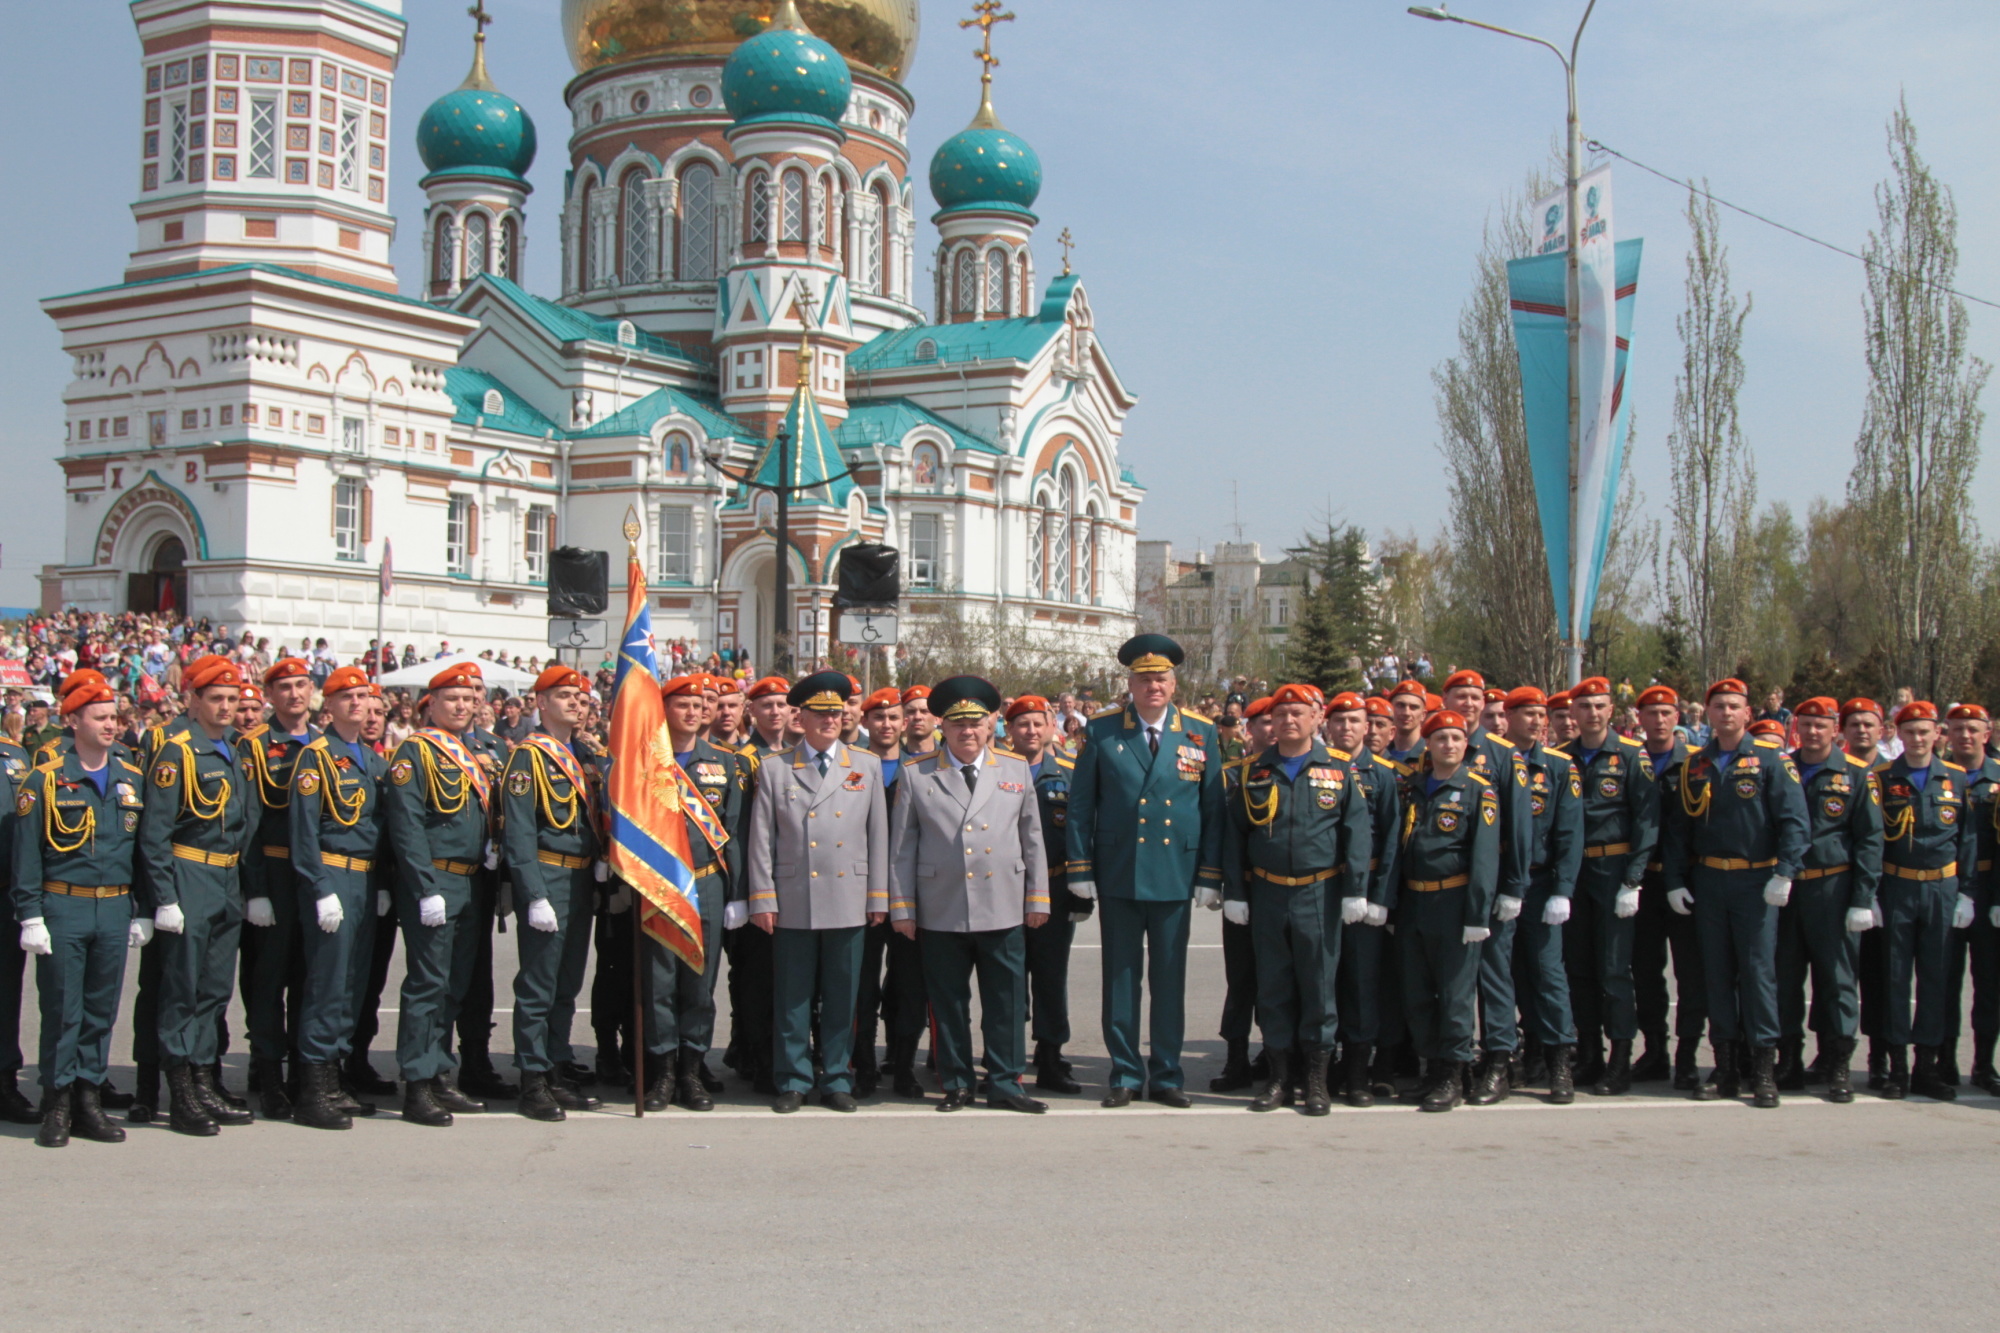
left=19, top=919, right=51, bottom=956
left=1846, top=907, right=1877, bottom=933
left=1070, top=911, right=1091, bottom=923
left=1953, top=893, right=1976, bottom=930
left=1340, top=896, right=1369, bottom=926
left=1364, top=903, right=1389, bottom=928
left=377, top=890, right=391, bottom=917
left=245, top=896, right=275, bottom=928
left=316, top=894, right=344, bottom=934
left=608, top=884, right=632, bottom=913
left=1871, top=905, right=1884, bottom=930
left=723, top=900, right=749, bottom=931
left=1495, top=895, right=1523, bottom=922
left=154, top=903, right=186, bottom=934
left=1069, top=880, right=1096, bottom=902
left=482, top=840, right=500, bottom=871
left=594, top=859, right=610, bottom=883
left=1667, top=888, right=1694, bottom=916
left=1763, top=876, right=1792, bottom=908
left=418, top=895, right=447, bottom=928
left=1194, top=885, right=1222, bottom=911
left=1222, top=899, right=1249, bottom=926
left=1462, top=925, right=1491, bottom=945
left=128, top=918, right=153, bottom=949
left=527, top=898, right=559, bottom=933
left=1614, top=886, right=1641, bottom=918
left=1543, top=895, right=1573, bottom=926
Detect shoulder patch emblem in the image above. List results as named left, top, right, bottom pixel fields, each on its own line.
left=507, top=769, right=532, bottom=797
left=15, top=791, right=32, bottom=816
left=295, top=770, right=321, bottom=796
left=153, top=762, right=179, bottom=788
left=390, top=759, right=414, bottom=786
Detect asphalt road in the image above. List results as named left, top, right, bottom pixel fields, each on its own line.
left=8, top=908, right=1999, bottom=1330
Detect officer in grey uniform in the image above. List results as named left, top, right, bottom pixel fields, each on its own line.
left=889, top=676, right=1051, bottom=1114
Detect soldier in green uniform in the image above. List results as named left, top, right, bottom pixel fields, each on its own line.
left=384, top=660, right=496, bottom=1127
left=12, top=673, right=148, bottom=1147
left=707, top=673, right=788, bottom=1095
left=1560, top=675, right=1660, bottom=1095
left=1943, top=703, right=2000, bottom=1094
left=22, top=697, right=61, bottom=754
left=1066, top=635, right=1225, bottom=1108
left=635, top=673, right=742, bottom=1113
left=139, top=654, right=255, bottom=1136
left=236, top=657, right=319, bottom=1119
left=1324, top=692, right=1400, bottom=1107
left=287, top=666, right=389, bottom=1129
left=1211, top=695, right=1273, bottom=1092
left=1221, top=684, right=1372, bottom=1116
left=450, top=702, right=513, bottom=1102
left=1397, top=710, right=1501, bottom=1112
left=1661, top=678, right=1810, bottom=1107
left=1, top=727, right=38, bottom=1125
left=1631, top=685, right=1703, bottom=1087
left=1001, top=694, right=1091, bottom=1095
left=1871, top=700, right=1977, bottom=1100
left=1773, top=696, right=1882, bottom=1102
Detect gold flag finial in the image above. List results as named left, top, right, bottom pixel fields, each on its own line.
left=960, top=1, right=1015, bottom=130
left=461, top=2, right=498, bottom=91
left=1057, top=228, right=1075, bottom=276
left=622, top=504, right=642, bottom=552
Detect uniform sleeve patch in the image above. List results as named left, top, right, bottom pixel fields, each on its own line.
left=15, top=791, right=32, bottom=816
left=153, top=762, right=179, bottom=788
left=390, top=759, right=414, bottom=786
left=296, top=770, right=321, bottom=796
left=506, top=769, right=532, bottom=796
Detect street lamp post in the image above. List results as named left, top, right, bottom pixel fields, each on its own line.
left=1410, top=1, right=1598, bottom=686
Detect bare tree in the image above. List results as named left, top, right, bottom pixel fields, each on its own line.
left=1665, top=184, right=1758, bottom=686
left=1848, top=98, right=1989, bottom=701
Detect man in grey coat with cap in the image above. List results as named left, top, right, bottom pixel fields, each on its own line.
left=889, top=676, right=1051, bottom=1113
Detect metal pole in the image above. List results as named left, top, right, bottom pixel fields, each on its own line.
left=774, top=428, right=792, bottom=677
left=372, top=560, right=385, bottom=681
left=1564, top=59, right=1584, bottom=688
left=631, top=902, right=645, bottom=1118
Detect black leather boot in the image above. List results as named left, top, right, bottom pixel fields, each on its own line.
left=432, top=1068, right=488, bottom=1114
left=1518, top=1036, right=1547, bottom=1089
left=332, top=1067, right=376, bottom=1118
left=1750, top=1044, right=1780, bottom=1108
left=1936, top=1038, right=1961, bottom=1086
left=1249, top=1047, right=1292, bottom=1112
left=0, top=1072, right=38, bottom=1125
left=129, top=1062, right=160, bottom=1124
left=1210, top=1039, right=1254, bottom=1092
left=1341, top=1041, right=1375, bottom=1108
left=675, top=1051, right=714, bottom=1112
left=1468, top=1054, right=1511, bottom=1105
left=1693, top=1040, right=1736, bottom=1101
left=456, top=1050, right=518, bottom=1101
left=71, top=1081, right=125, bottom=1143
left=1774, top=1035, right=1806, bottom=1092
left=36, top=1086, right=71, bottom=1148
left=1419, top=1060, right=1463, bottom=1112
left=1866, top=1040, right=1889, bottom=1091
left=1593, top=1039, right=1633, bottom=1097
left=642, top=1063, right=675, bottom=1113
left=1802, top=1038, right=1831, bottom=1085
left=344, top=1051, right=397, bottom=1097
left=401, top=1076, right=452, bottom=1126
left=166, top=1065, right=219, bottom=1136
left=1911, top=1045, right=1956, bottom=1101
left=1672, top=1040, right=1702, bottom=1091
left=890, top=1037, right=926, bottom=1100
left=1881, top=1044, right=1909, bottom=1100
left=1575, top=1040, right=1606, bottom=1088
left=255, top=1058, right=293, bottom=1120
left=1826, top=1036, right=1855, bottom=1103
left=191, top=1064, right=253, bottom=1125
left=552, top=1068, right=603, bottom=1113
left=1300, top=1044, right=1332, bottom=1117
left=1368, top=1044, right=1400, bottom=1098
left=1970, top=1035, right=1999, bottom=1093
left=853, top=1048, right=880, bottom=1099
left=1034, top=1041, right=1081, bottom=1094
left=96, top=1077, right=134, bottom=1110
left=518, top=1071, right=566, bottom=1122
left=1547, top=1044, right=1576, bottom=1104
left=294, top=1063, right=353, bottom=1131
left=1630, top=1032, right=1671, bottom=1082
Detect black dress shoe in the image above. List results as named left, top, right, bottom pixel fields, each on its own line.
left=0, top=1074, right=40, bottom=1126
left=344, top=1055, right=398, bottom=1097
left=517, top=1072, right=567, bottom=1122
left=457, top=1061, right=519, bottom=1101
left=988, top=1091, right=1047, bottom=1114
left=772, top=1091, right=805, bottom=1114
left=820, top=1090, right=859, bottom=1113
left=190, top=1065, right=253, bottom=1126
left=36, top=1087, right=71, bottom=1148
left=937, top=1088, right=975, bottom=1112
left=94, top=1078, right=135, bottom=1112
left=1035, top=1066, right=1082, bottom=1094
left=70, top=1083, right=126, bottom=1143
left=1147, top=1088, right=1193, bottom=1109
left=431, top=1074, right=487, bottom=1115
left=1100, top=1087, right=1134, bottom=1108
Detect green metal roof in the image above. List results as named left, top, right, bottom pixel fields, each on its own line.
left=47, top=261, right=444, bottom=312
left=740, top=386, right=852, bottom=509
left=848, top=308, right=1068, bottom=373
left=836, top=398, right=999, bottom=455
left=570, top=386, right=742, bottom=442
left=464, top=274, right=710, bottom=364
left=443, top=367, right=561, bottom=437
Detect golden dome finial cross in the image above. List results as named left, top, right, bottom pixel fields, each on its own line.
left=961, top=1, right=1015, bottom=91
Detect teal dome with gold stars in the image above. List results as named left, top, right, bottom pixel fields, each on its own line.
left=722, top=2, right=853, bottom=131
left=417, top=40, right=537, bottom=182
left=929, top=103, right=1041, bottom=218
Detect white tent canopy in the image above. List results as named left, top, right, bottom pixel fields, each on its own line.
left=375, top=652, right=537, bottom=693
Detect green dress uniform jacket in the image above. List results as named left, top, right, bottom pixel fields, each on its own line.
left=290, top=733, right=389, bottom=1064
left=1503, top=740, right=1584, bottom=1050
left=1570, top=734, right=1661, bottom=889
left=237, top=722, right=319, bottom=1065
left=638, top=736, right=743, bottom=1064
left=1064, top=704, right=1224, bottom=901
left=1397, top=764, right=1501, bottom=1063
left=1347, top=749, right=1404, bottom=909
left=1634, top=735, right=1706, bottom=1048
left=1466, top=730, right=1533, bottom=904
left=1777, top=748, right=1884, bottom=1046
left=1956, top=758, right=2000, bottom=1058
left=1797, top=752, right=1884, bottom=912
left=1872, top=755, right=1977, bottom=1049
left=1018, top=747, right=1086, bottom=1049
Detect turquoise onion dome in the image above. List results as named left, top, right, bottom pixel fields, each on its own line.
left=722, top=0, right=853, bottom=130
left=417, top=36, right=537, bottom=181
left=929, top=87, right=1041, bottom=217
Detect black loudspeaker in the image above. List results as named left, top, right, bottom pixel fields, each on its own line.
left=835, top=544, right=900, bottom=609
left=547, top=547, right=609, bottom=617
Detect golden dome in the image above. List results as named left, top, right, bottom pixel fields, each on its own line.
left=562, top=0, right=919, bottom=80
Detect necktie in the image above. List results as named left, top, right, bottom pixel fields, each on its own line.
left=1147, top=726, right=1160, bottom=757
left=962, top=763, right=978, bottom=793
left=816, top=751, right=829, bottom=777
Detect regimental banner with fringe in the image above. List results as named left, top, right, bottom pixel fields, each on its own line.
left=605, top=556, right=704, bottom=971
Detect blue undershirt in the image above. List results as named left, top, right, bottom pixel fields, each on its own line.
left=1798, top=761, right=1826, bottom=786
left=1277, top=752, right=1310, bottom=784
left=80, top=764, right=108, bottom=797
left=1425, top=776, right=1447, bottom=799
left=1907, top=763, right=1931, bottom=792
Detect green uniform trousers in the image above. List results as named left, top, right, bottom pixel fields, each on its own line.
left=1567, top=864, right=1640, bottom=1042
left=157, top=869, right=243, bottom=1068
left=1399, top=886, right=1480, bottom=1063
left=1513, top=878, right=1575, bottom=1046
left=1099, top=895, right=1191, bottom=1091
left=1250, top=879, right=1339, bottom=1052
left=1691, top=867, right=1780, bottom=1047
left=511, top=864, right=595, bottom=1073
left=921, top=925, right=1028, bottom=1096
left=1, top=914, right=25, bottom=1074
left=1025, top=915, right=1077, bottom=1046
left=1337, top=919, right=1390, bottom=1045
left=297, top=868, right=377, bottom=1064
left=36, top=892, right=130, bottom=1090
left=640, top=879, right=723, bottom=1061
left=1876, top=876, right=1956, bottom=1048
left=772, top=925, right=863, bottom=1095
left=395, top=870, right=481, bottom=1082
left=244, top=860, right=304, bottom=1063
left=1776, top=872, right=1861, bottom=1042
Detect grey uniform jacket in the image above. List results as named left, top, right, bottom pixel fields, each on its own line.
left=888, top=749, right=1049, bottom=933
left=743, top=740, right=889, bottom=929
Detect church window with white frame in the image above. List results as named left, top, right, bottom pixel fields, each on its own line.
left=622, top=169, right=652, bottom=283
left=983, top=250, right=1007, bottom=315
left=679, top=162, right=717, bottom=280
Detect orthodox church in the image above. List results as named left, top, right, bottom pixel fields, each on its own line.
left=39, top=0, right=1143, bottom=668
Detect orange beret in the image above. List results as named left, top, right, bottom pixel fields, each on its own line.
left=901, top=685, right=931, bottom=705
left=1326, top=691, right=1366, bottom=714
left=427, top=662, right=482, bottom=692
left=1243, top=696, right=1274, bottom=719
left=1269, top=683, right=1319, bottom=708
left=1636, top=685, right=1678, bottom=709
left=1363, top=697, right=1392, bottom=718
left=1747, top=719, right=1787, bottom=738
left=1424, top=693, right=1443, bottom=713
left=1839, top=697, right=1883, bottom=723
left=1573, top=676, right=1612, bottom=699
left=322, top=665, right=372, bottom=696
left=1442, top=669, right=1484, bottom=692
left=1547, top=691, right=1572, bottom=711
left=1793, top=697, right=1839, bottom=720
left=1705, top=677, right=1749, bottom=703
left=1895, top=700, right=1938, bottom=726
left=661, top=675, right=705, bottom=699
left=368, top=682, right=384, bottom=698
left=1947, top=703, right=1991, bottom=723
left=1505, top=686, right=1547, bottom=711
left=263, top=658, right=310, bottom=685
left=861, top=687, right=903, bottom=713
left=237, top=684, right=265, bottom=705
left=846, top=674, right=862, bottom=692
left=534, top=665, right=586, bottom=694
left=1005, top=694, right=1050, bottom=721
left=185, top=655, right=243, bottom=692
left=58, top=669, right=108, bottom=695
left=1484, top=687, right=1506, bottom=703
left=1389, top=679, right=1427, bottom=703
left=713, top=676, right=740, bottom=696
left=59, top=675, right=116, bottom=716
left=1422, top=710, right=1468, bottom=738
left=746, top=675, right=790, bottom=700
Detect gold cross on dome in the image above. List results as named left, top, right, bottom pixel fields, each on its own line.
left=467, top=3, right=493, bottom=39
left=960, top=1, right=1015, bottom=87
left=1057, top=228, right=1075, bottom=275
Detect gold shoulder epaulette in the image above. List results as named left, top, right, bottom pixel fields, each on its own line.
left=1090, top=705, right=1122, bottom=720
left=1466, top=770, right=1492, bottom=787
left=116, top=758, right=142, bottom=774
left=1943, top=759, right=1968, bottom=775
left=1052, top=753, right=1074, bottom=770
left=241, top=723, right=270, bottom=742
left=1752, top=736, right=1782, bottom=749
left=1327, top=746, right=1353, bottom=762
left=1618, top=734, right=1643, bottom=748
left=1844, top=752, right=1871, bottom=768
left=1547, top=746, right=1572, bottom=760
left=1486, top=731, right=1510, bottom=745
left=1180, top=708, right=1212, bottom=725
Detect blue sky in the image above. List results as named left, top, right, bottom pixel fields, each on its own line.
left=4, top=0, right=1998, bottom=607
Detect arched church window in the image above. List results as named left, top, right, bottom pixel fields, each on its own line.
left=780, top=170, right=806, bottom=241
left=747, top=173, right=771, bottom=243
left=1080, top=503, right=1098, bottom=604
left=433, top=213, right=455, bottom=283
left=984, top=250, right=1007, bottom=315
left=867, top=183, right=891, bottom=294
left=679, top=162, right=717, bottom=281
left=954, top=251, right=978, bottom=314
left=1052, top=468, right=1077, bottom=601
left=1027, top=501, right=1045, bottom=597
left=462, top=212, right=489, bottom=280
left=622, top=169, right=653, bottom=284
left=498, top=216, right=518, bottom=280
